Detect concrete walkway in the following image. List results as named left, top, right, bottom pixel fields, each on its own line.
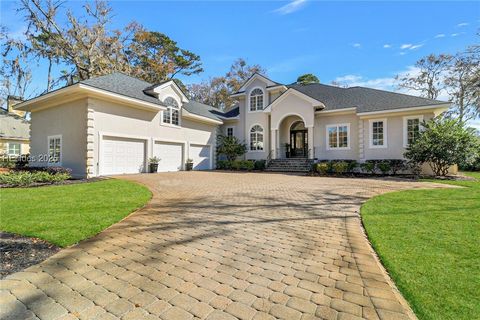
left=1, top=172, right=445, bottom=320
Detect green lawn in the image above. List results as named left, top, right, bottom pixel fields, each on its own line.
left=361, top=172, right=480, bottom=320
left=0, top=179, right=151, bottom=247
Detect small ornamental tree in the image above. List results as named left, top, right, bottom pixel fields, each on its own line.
left=404, top=117, right=480, bottom=176
left=217, top=135, right=247, bottom=161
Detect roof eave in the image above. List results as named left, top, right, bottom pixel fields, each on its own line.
left=15, top=84, right=167, bottom=112
left=182, top=109, right=223, bottom=125
left=357, top=103, right=451, bottom=117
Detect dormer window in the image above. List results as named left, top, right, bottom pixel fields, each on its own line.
left=249, top=88, right=264, bottom=111
left=163, top=97, right=180, bottom=126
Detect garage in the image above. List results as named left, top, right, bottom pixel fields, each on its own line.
left=189, top=144, right=212, bottom=170
left=154, top=141, right=184, bottom=172
left=101, top=136, right=146, bottom=175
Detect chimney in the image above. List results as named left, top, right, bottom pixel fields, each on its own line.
left=7, top=95, right=26, bottom=118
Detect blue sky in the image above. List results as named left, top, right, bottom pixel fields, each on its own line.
left=1, top=0, right=479, bottom=124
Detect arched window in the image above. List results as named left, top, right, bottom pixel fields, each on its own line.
left=250, top=125, right=264, bottom=151
left=163, top=97, right=180, bottom=125
left=249, top=88, right=264, bottom=111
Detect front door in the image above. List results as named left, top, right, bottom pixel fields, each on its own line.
left=290, top=130, right=308, bottom=157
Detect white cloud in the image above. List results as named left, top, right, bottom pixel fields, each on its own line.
left=434, top=34, right=446, bottom=38
left=273, top=0, right=307, bottom=15
left=399, top=52, right=407, bottom=55
left=383, top=44, right=391, bottom=48
left=457, top=22, right=469, bottom=27
left=400, top=44, right=412, bottom=49
left=451, top=32, right=465, bottom=37
left=352, top=43, right=361, bottom=48
left=333, top=66, right=454, bottom=104
left=409, top=44, right=423, bottom=50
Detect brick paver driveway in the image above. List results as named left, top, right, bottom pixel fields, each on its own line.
left=1, top=172, right=446, bottom=320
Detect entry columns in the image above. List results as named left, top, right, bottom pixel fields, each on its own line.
left=307, top=126, right=314, bottom=159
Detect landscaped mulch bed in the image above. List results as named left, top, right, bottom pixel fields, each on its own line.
left=0, top=232, right=60, bottom=278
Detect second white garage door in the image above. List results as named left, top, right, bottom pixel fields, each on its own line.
left=189, top=144, right=211, bottom=170
left=101, top=136, right=146, bottom=175
left=153, top=142, right=183, bottom=172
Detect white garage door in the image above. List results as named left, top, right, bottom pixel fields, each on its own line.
left=101, top=136, right=146, bottom=175
left=153, top=142, right=183, bottom=172
left=189, top=144, right=211, bottom=170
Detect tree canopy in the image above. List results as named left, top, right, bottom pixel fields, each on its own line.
left=0, top=0, right=203, bottom=101
left=296, top=74, right=320, bottom=85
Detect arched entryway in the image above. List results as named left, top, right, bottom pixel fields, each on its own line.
left=289, top=120, right=308, bottom=158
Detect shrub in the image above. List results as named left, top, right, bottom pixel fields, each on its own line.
left=217, top=135, right=247, bottom=161
left=0, top=170, right=71, bottom=187
left=360, top=162, right=376, bottom=174
left=216, top=160, right=229, bottom=170
left=316, top=162, right=329, bottom=175
left=332, top=161, right=348, bottom=175
left=346, top=160, right=358, bottom=173
left=404, top=117, right=479, bottom=176
left=243, top=160, right=255, bottom=171
left=254, top=160, right=266, bottom=171
left=389, top=160, right=406, bottom=175
left=377, top=161, right=392, bottom=175
left=15, top=154, right=29, bottom=169
left=231, top=160, right=242, bottom=170
left=0, top=155, right=16, bottom=169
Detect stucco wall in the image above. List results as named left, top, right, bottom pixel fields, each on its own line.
left=29, top=99, right=87, bottom=177
left=314, top=113, right=359, bottom=160
left=362, top=112, right=435, bottom=160
left=242, top=79, right=270, bottom=160
left=90, top=98, right=217, bottom=176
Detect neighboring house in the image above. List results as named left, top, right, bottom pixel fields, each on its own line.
left=15, top=72, right=453, bottom=178
left=220, top=73, right=453, bottom=173
left=0, top=100, right=30, bottom=157
left=15, top=73, right=222, bottom=178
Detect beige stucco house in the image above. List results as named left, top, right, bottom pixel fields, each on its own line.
left=221, top=73, right=452, bottom=171
left=15, top=73, right=222, bottom=178
left=15, top=72, right=451, bottom=178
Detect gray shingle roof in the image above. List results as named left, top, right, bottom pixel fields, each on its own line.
left=0, top=109, right=30, bottom=140
left=183, top=101, right=223, bottom=121
left=81, top=73, right=222, bottom=121
left=80, top=73, right=166, bottom=106
left=287, top=83, right=448, bottom=113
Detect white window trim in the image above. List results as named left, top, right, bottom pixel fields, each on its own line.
left=369, top=118, right=388, bottom=149
left=248, top=87, right=265, bottom=113
left=161, top=95, right=181, bottom=127
left=47, top=134, right=62, bottom=166
left=7, top=142, right=21, bottom=156
left=403, top=115, right=424, bottom=148
left=249, top=124, right=265, bottom=152
left=226, top=126, right=235, bottom=137
left=325, top=123, right=351, bottom=150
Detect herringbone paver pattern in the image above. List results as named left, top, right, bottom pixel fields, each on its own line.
left=1, top=172, right=446, bottom=320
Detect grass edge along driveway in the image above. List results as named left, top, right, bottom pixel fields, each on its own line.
left=1, top=179, right=152, bottom=247
left=361, top=172, right=480, bottom=320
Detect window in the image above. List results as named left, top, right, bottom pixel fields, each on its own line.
left=226, top=127, right=234, bottom=137
left=250, top=125, right=264, bottom=151
left=249, top=88, right=264, bottom=111
left=48, top=135, right=62, bottom=164
left=162, top=97, right=180, bottom=126
left=369, top=119, right=387, bottom=148
left=326, top=124, right=350, bottom=150
left=7, top=142, right=21, bottom=156
left=404, top=116, right=423, bottom=147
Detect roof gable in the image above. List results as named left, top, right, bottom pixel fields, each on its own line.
left=143, top=80, right=189, bottom=103
left=237, top=73, right=280, bottom=93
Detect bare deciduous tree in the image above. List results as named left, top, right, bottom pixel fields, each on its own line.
left=396, top=54, right=452, bottom=99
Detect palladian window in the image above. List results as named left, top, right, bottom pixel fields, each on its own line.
left=249, top=88, right=264, bottom=111
left=250, top=125, right=264, bottom=151
left=163, top=97, right=180, bottom=126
